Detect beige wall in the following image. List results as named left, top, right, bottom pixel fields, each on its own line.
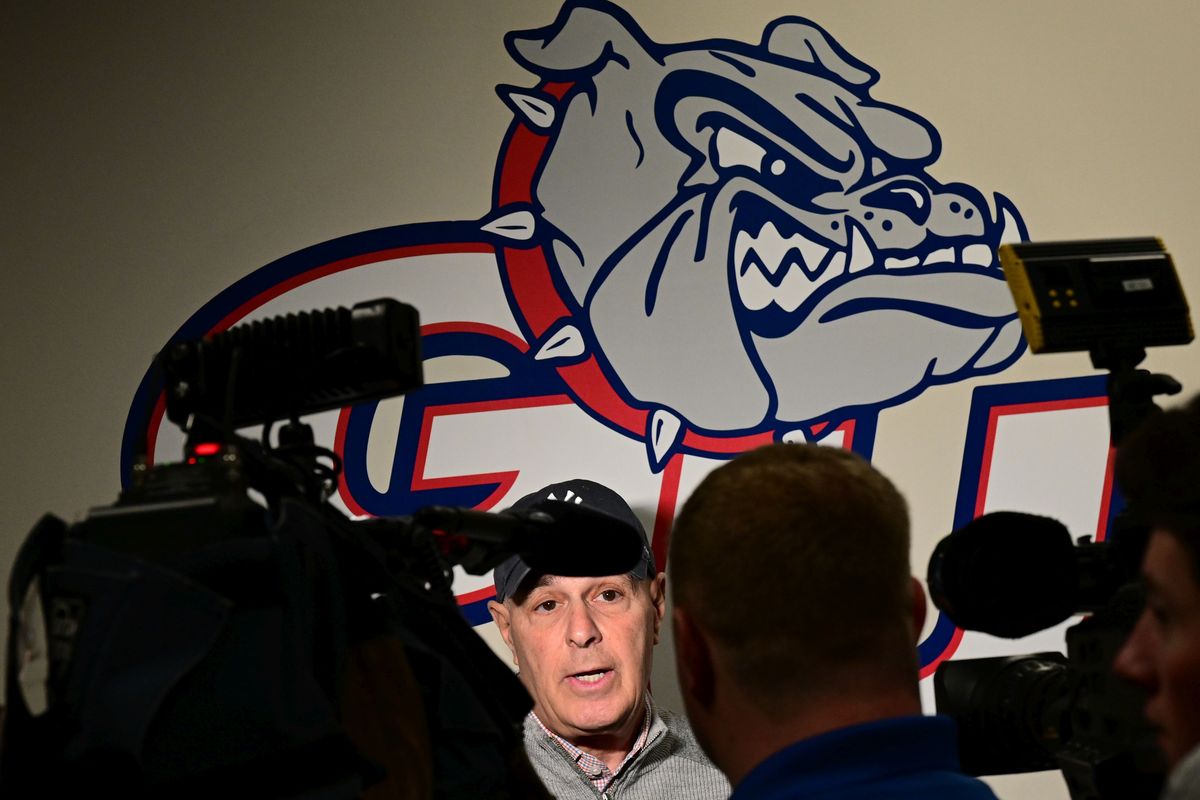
left=5, top=2, right=1200, bottom=797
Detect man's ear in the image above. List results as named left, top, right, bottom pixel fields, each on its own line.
left=910, top=576, right=927, bottom=643
left=672, top=606, right=715, bottom=711
left=488, top=599, right=518, bottom=667
left=649, top=572, right=667, bottom=644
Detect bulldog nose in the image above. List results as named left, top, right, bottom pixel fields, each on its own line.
left=860, top=178, right=932, bottom=226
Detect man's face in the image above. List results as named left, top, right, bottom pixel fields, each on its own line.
left=1114, top=530, right=1200, bottom=767
left=489, top=573, right=666, bottom=741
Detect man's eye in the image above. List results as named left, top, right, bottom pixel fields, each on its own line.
left=537, top=600, right=559, bottom=612
left=598, top=589, right=621, bottom=602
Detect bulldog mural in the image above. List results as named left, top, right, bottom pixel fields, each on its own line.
left=483, top=1, right=1027, bottom=464
left=124, top=1, right=1088, bottom=676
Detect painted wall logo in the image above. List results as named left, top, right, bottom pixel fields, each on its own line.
left=122, top=1, right=1086, bottom=678
left=487, top=1, right=1027, bottom=465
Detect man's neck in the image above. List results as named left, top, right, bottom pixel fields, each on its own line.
left=539, top=696, right=650, bottom=773
left=573, top=731, right=638, bottom=773
left=715, top=689, right=921, bottom=787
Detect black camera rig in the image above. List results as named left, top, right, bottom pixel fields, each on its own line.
left=0, top=298, right=640, bottom=798
left=928, top=238, right=1194, bottom=799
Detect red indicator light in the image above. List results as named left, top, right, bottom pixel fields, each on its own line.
left=193, top=442, right=221, bottom=456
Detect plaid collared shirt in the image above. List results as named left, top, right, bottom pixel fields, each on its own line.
left=530, top=694, right=653, bottom=794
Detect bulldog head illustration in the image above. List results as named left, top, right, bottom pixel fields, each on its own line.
left=490, top=1, right=1026, bottom=448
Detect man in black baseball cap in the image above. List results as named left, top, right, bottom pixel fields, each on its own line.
left=487, top=479, right=728, bottom=800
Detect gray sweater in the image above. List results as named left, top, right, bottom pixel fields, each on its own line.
left=523, top=701, right=730, bottom=800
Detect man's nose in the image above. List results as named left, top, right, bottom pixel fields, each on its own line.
left=1113, top=610, right=1158, bottom=690
left=566, top=603, right=602, bottom=648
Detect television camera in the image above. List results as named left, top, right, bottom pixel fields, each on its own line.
left=0, top=298, right=643, bottom=798
left=927, top=238, right=1194, bottom=799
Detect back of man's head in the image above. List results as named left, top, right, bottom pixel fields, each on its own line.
left=669, top=443, right=918, bottom=718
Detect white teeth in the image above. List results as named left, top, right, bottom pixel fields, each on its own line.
left=825, top=251, right=847, bottom=275
left=998, top=206, right=1022, bottom=244
left=923, top=247, right=955, bottom=265
left=962, top=243, right=995, bottom=266
left=736, top=223, right=829, bottom=278
left=753, top=222, right=789, bottom=276
left=848, top=225, right=875, bottom=273
left=884, top=256, right=921, bottom=270
left=735, top=248, right=776, bottom=311
left=575, top=671, right=606, bottom=683
left=774, top=256, right=822, bottom=312
left=734, top=222, right=843, bottom=313
left=796, top=234, right=830, bottom=274
left=734, top=230, right=755, bottom=278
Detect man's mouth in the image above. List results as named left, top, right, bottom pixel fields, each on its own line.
left=567, top=668, right=613, bottom=686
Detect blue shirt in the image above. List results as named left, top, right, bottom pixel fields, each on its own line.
left=731, top=715, right=998, bottom=800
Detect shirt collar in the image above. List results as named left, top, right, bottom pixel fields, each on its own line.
left=732, top=715, right=963, bottom=798
left=531, top=693, right=655, bottom=790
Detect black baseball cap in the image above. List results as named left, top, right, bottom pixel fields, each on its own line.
left=492, top=478, right=655, bottom=603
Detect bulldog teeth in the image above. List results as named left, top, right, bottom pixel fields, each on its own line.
left=775, top=259, right=821, bottom=312
left=847, top=224, right=875, bottom=273
left=884, top=256, right=921, bottom=270
left=795, top=235, right=830, bottom=277
left=737, top=223, right=830, bottom=278
left=753, top=221, right=791, bottom=277
left=961, top=243, right=995, bottom=266
left=998, top=204, right=1023, bottom=244
left=825, top=251, right=847, bottom=276
left=734, top=223, right=842, bottom=313
left=735, top=258, right=776, bottom=311
left=923, top=247, right=955, bottom=265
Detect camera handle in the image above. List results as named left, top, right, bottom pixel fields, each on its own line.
left=1090, top=343, right=1182, bottom=446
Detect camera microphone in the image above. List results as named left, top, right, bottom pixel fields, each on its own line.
left=927, top=511, right=1082, bottom=638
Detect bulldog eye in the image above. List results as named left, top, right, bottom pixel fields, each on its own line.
left=763, top=149, right=841, bottom=208
left=714, top=127, right=768, bottom=173
left=710, top=120, right=842, bottom=205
